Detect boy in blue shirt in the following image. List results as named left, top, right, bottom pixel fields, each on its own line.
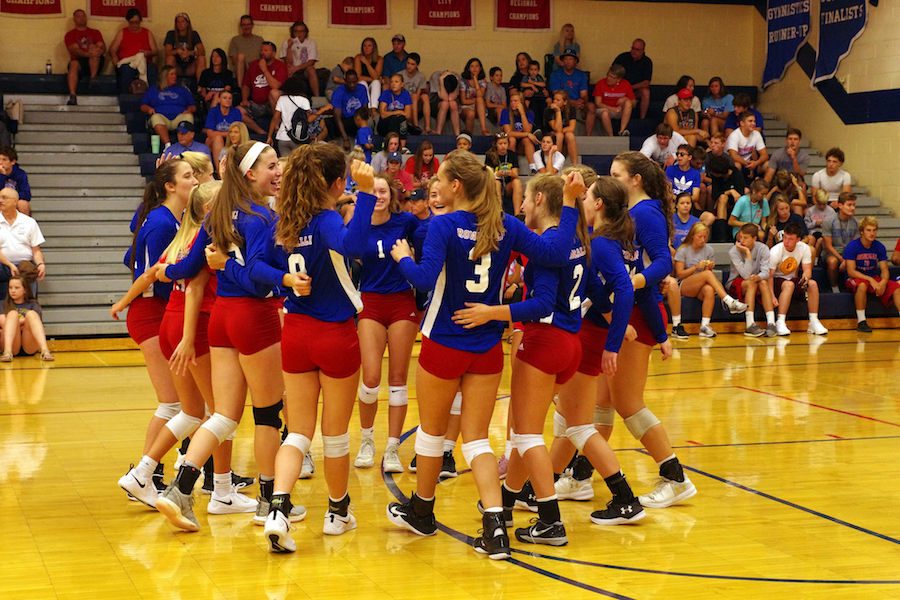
left=843, top=216, right=900, bottom=332
left=0, top=146, right=32, bottom=215
left=665, top=144, right=702, bottom=210
left=330, top=70, right=369, bottom=149
left=354, top=108, right=374, bottom=163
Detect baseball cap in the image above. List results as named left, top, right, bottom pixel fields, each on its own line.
left=176, top=121, right=194, bottom=133
left=387, top=151, right=402, bottom=163
left=409, top=188, right=426, bottom=201
left=676, top=88, right=693, bottom=100
left=560, top=49, right=579, bottom=61
left=392, top=33, right=406, bottom=42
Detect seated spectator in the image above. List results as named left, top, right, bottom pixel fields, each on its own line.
left=767, top=196, right=811, bottom=250
left=355, top=37, right=383, bottom=110
left=456, top=132, right=473, bottom=151
left=639, top=123, right=687, bottom=167
left=705, top=132, right=734, bottom=167
left=804, top=188, right=835, bottom=261
left=162, top=122, right=212, bottom=160
left=198, top=48, right=238, bottom=109
left=228, top=15, right=263, bottom=87
left=499, top=91, right=539, bottom=172
left=614, top=39, right=652, bottom=119
left=405, top=187, right=430, bottom=222
left=593, top=64, right=634, bottom=137
left=267, top=75, right=317, bottom=156
left=552, top=23, right=580, bottom=70
left=140, top=66, right=196, bottom=148
left=509, top=52, right=533, bottom=92
left=662, top=75, right=702, bottom=113
left=700, top=77, right=733, bottom=135
left=666, top=88, right=708, bottom=146
left=767, top=222, right=827, bottom=336
left=203, top=89, right=242, bottom=163
left=109, top=8, right=158, bottom=94
left=822, top=192, right=858, bottom=293
left=707, top=154, right=745, bottom=222
left=727, top=223, right=776, bottom=337
left=729, top=179, right=770, bottom=240
left=460, top=58, right=490, bottom=136
left=767, top=169, right=806, bottom=215
left=545, top=90, right=578, bottom=164
left=354, top=109, right=374, bottom=163
left=280, top=20, right=319, bottom=97
left=329, top=69, right=368, bottom=149
left=240, top=42, right=287, bottom=134
left=519, top=60, right=549, bottom=118
left=372, top=132, right=401, bottom=173
left=892, top=238, right=900, bottom=265
left=0, top=271, right=53, bottom=362
left=429, top=70, right=461, bottom=136
left=385, top=152, right=414, bottom=199
left=0, top=147, right=33, bottom=215
left=0, top=188, right=46, bottom=283
left=549, top=49, right=595, bottom=136
left=533, top=134, right=565, bottom=175
left=65, top=9, right=106, bottom=106
left=164, top=12, right=205, bottom=84
left=378, top=73, right=414, bottom=147
left=765, top=128, right=808, bottom=185
left=485, top=66, right=508, bottom=124
left=672, top=192, right=700, bottom=249
left=404, top=140, right=439, bottom=190
left=724, top=93, right=764, bottom=136
left=726, top=112, right=768, bottom=178
left=811, top=147, right=852, bottom=206
left=403, top=53, right=431, bottom=133
left=485, top=133, right=522, bottom=216
left=691, top=146, right=713, bottom=215
left=326, top=56, right=354, bottom=101
left=844, top=216, right=900, bottom=332
left=383, top=33, right=409, bottom=79
left=666, top=144, right=713, bottom=225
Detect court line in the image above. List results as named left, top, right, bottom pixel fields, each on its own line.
left=670, top=339, right=899, bottom=351
left=660, top=434, right=900, bottom=451
left=735, top=385, right=900, bottom=428
left=647, top=358, right=897, bottom=378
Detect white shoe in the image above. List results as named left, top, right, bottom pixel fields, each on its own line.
left=207, top=488, right=259, bottom=515
left=118, top=467, right=158, bottom=508
left=807, top=320, right=829, bottom=335
left=723, top=296, right=748, bottom=314
left=698, top=324, right=717, bottom=338
left=173, top=450, right=186, bottom=471
left=354, top=438, right=375, bottom=468
left=323, top=509, right=357, bottom=535
left=299, top=451, right=315, bottom=479
left=382, top=445, right=403, bottom=473
left=264, top=510, right=296, bottom=553
left=555, top=474, right=594, bottom=501
left=775, top=321, right=791, bottom=336
left=638, top=476, right=697, bottom=509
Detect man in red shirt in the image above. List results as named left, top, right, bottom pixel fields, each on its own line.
left=592, top=63, right=634, bottom=137
left=239, top=41, right=287, bottom=134
left=65, top=9, right=106, bottom=106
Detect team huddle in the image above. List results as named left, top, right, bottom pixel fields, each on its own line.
left=114, top=140, right=695, bottom=559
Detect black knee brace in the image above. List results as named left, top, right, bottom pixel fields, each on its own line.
left=252, top=400, right=283, bottom=429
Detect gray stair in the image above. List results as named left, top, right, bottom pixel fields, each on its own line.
left=28, top=165, right=140, bottom=174
left=6, top=93, right=119, bottom=106
left=30, top=173, right=145, bottom=188
left=14, top=144, right=136, bottom=154
left=23, top=123, right=127, bottom=133
left=16, top=131, right=132, bottom=145
left=16, top=153, right=138, bottom=166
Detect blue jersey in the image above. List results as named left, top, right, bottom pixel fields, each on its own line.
left=672, top=213, right=700, bottom=249
left=583, top=236, right=634, bottom=352
left=509, top=233, right=586, bottom=334
left=124, top=205, right=178, bottom=300
left=398, top=207, right=577, bottom=352
left=627, top=199, right=670, bottom=343
left=216, top=203, right=282, bottom=298
left=359, top=211, right=420, bottom=294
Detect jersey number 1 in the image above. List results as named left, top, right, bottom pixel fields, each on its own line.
left=466, top=249, right=491, bottom=293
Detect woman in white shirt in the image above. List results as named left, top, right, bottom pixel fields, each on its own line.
left=280, top=21, right=320, bottom=97
left=533, top=135, right=566, bottom=174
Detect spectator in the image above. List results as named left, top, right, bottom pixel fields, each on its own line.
left=429, top=70, right=461, bottom=136
left=727, top=223, right=776, bottom=337
left=804, top=188, right=835, bottom=260
left=552, top=23, right=580, bottom=70
left=279, top=20, right=319, bottom=97
left=767, top=196, right=811, bottom=249
left=614, top=39, right=652, bottom=119
left=485, top=66, right=508, bottom=124
left=724, top=93, right=764, bottom=136
left=549, top=49, right=595, bottom=135
left=385, top=152, right=413, bottom=198
left=485, top=132, right=522, bottom=216
left=404, top=140, right=439, bottom=190
left=140, top=66, right=196, bottom=148
left=222, top=121, right=249, bottom=161
left=765, top=128, right=809, bottom=185
left=0, top=147, right=32, bottom=215
left=593, top=63, right=634, bottom=137
left=459, top=58, right=490, bottom=136
left=533, top=134, right=565, bottom=175
left=372, top=131, right=400, bottom=173
left=203, top=89, right=242, bottom=162
left=455, top=132, right=472, bottom=151
left=405, top=187, right=430, bottom=222
left=239, top=42, right=287, bottom=134
left=706, top=132, right=734, bottom=167
left=326, top=56, right=354, bottom=101
left=0, top=272, right=53, bottom=362
left=811, top=147, right=852, bottom=205
left=768, top=222, right=828, bottom=335
left=729, top=178, right=770, bottom=240
left=666, top=144, right=712, bottom=225
left=383, top=33, right=409, bottom=79
left=162, top=122, right=212, bottom=160
left=691, top=146, right=712, bottom=214
left=164, top=12, right=205, bottom=84
left=726, top=112, right=768, bottom=178
left=519, top=59, right=549, bottom=117
left=844, top=216, right=900, bottom=332
left=228, top=14, right=263, bottom=88
left=354, top=109, right=374, bottom=163
left=822, top=192, right=858, bottom=293
left=892, top=238, right=900, bottom=265
left=0, top=188, right=45, bottom=283
left=499, top=91, right=538, bottom=172
left=108, top=8, right=158, bottom=94
left=639, top=123, right=687, bottom=167
left=767, top=169, right=806, bottom=215
left=700, top=77, right=733, bottom=136
left=707, top=154, right=745, bottom=222
left=267, top=76, right=314, bottom=156
left=665, top=87, right=708, bottom=146
left=403, top=53, right=431, bottom=133
left=662, top=75, right=702, bottom=113
left=354, top=37, right=383, bottom=109
left=65, top=9, right=106, bottom=106
left=378, top=73, right=414, bottom=147
left=545, top=90, right=578, bottom=163
left=509, top=52, right=532, bottom=91
left=198, top=48, right=238, bottom=109
left=329, top=69, right=368, bottom=149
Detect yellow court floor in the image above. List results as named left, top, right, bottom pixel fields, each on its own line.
left=1, top=330, right=899, bottom=600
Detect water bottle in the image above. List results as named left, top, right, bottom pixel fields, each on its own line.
left=45, top=60, right=52, bottom=75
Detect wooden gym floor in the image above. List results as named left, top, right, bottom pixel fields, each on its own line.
left=1, top=330, right=899, bottom=599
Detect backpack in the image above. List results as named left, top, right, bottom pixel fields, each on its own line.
left=284, top=96, right=310, bottom=144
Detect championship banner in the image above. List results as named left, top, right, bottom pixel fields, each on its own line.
left=495, top=0, right=550, bottom=30
left=762, top=0, right=810, bottom=88
left=89, top=0, right=149, bottom=19
left=330, top=0, right=388, bottom=27
left=416, top=0, right=473, bottom=29
left=249, top=0, right=303, bottom=23
left=0, top=0, right=62, bottom=16
left=813, top=0, right=867, bottom=85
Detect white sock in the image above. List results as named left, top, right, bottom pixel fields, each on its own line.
left=672, top=315, right=682, bottom=326
left=765, top=311, right=775, bottom=325
left=832, top=285, right=840, bottom=294
left=528, top=163, right=536, bottom=172
left=213, top=472, right=231, bottom=498
left=360, top=427, right=374, bottom=440
left=701, top=317, right=711, bottom=327
left=442, top=438, right=456, bottom=452
left=135, top=455, right=158, bottom=480
left=809, top=312, right=819, bottom=322
left=745, top=312, right=755, bottom=327
left=777, top=313, right=786, bottom=324
left=386, top=436, right=400, bottom=449
left=856, top=310, right=866, bottom=323
left=724, top=294, right=736, bottom=303
left=504, top=440, right=512, bottom=459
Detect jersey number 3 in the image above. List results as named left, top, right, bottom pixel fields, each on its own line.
left=466, top=249, right=491, bottom=293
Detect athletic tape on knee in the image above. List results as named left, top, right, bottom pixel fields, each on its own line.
left=153, top=402, right=181, bottom=421
left=202, top=413, right=239, bottom=443
left=252, top=400, right=283, bottom=429
left=594, top=406, right=615, bottom=427
left=322, top=433, right=350, bottom=458
left=388, top=385, right=408, bottom=407
left=414, top=429, right=445, bottom=458
left=566, top=424, right=598, bottom=451
left=512, top=432, right=545, bottom=455
left=624, top=407, right=661, bottom=440
left=359, top=383, right=380, bottom=405
left=164, top=411, right=202, bottom=440
left=461, top=438, right=494, bottom=467
left=450, top=392, right=462, bottom=416
left=553, top=411, right=568, bottom=437
left=283, top=432, right=312, bottom=455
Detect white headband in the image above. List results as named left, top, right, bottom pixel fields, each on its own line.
left=238, top=142, right=271, bottom=175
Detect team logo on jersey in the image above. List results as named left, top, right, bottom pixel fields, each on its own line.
left=779, top=256, right=799, bottom=275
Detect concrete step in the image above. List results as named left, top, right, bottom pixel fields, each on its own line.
left=35, top=198, right=138, bottom=212
left=6, top=93, right=119, bottom=106
left=40, top=274, right=131, bottom=294
left=16, top=131, right=132, bottom=145
left=43, top=248, right=124, bottom=265
left=573, top=137, right=630, bottom=155
left=45, top=321, right=128, bottom=337
left=25, top=111, right=125, bottom=125
left=765, top=139, right=811, bottom=149
left=40, top=188, right=144, bottom=198
left=15, top=153, right=138, bottom=167
left=13, top=143, right=135, bottom=154
left=40, top=291, right=125, bottom=307
left=41, top=236, right=132, bottom=249
left=20, top=123, right=127, bottom=133
left=29, top=173, right=145, bottom=188
left=40, top=222, right=126, bottom=237
left=43, top=305, right=123, bottom=325
left=766, top=119, right=787, bottom=129
left=28, top=165, right=141, bottom=175
left=36, top=210, right=135, bottom=222
left=856, top=206, right=893, bottom=217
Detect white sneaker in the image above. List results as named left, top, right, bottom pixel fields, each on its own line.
left=807, top=320, right=829, bottom=335
left=698, top=324, right=717, bottom=338
left=354, top=438, right=375, bottom=468
left=383, top=445, right=403, bottom=473
left=207, top=488, right=259, bottom=515
left=723, top=296, right=749, bottom=314
left=323, top=509, right=357, bottom=535
left=555, top=474, right=594, bottom=501
left=173, top=450, right=186, bottom=471
left=264, top=510, right=296, bottom=553
left=775, top=321, right=791, bottom=336
left=118, top=467, right=158, bottom=508
left=299, top=451, right=315, bottom=479
left=638, top=477, right=697, bottom=509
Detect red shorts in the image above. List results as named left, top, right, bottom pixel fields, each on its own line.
left=419, top=336, right=504, bottom=379
left=577, top=319, right=610, bottom=377
left=629, top=301, right=668, bottom=346
left=516, top=323, right=581, bottom=384
left=846, top=276, right=900, bottom=306
left=208, top=296, right=281, bottom=355
left=126, top=296, right=167, bottom=345
left=359, top=290, right=420, bottom=328
left=158, top=310, right=211, bottom=361
left=281, top=314, right=360, bottom=378
left=729, top=277, right=765, bottom=303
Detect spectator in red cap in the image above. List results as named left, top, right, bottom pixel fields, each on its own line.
left=665, top=87, right=708, bottom=147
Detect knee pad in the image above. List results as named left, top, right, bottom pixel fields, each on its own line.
left=388, top=385, right=408, bottom=407
left=252, top=400, right=283, bottom=429
left=594, top=406, right=615, bottom=427
left=164, top=411, right=202, bottom=440
left=283, top=432, right=312, bottom=455
left=154, top=402, right=181, bottom=421
left=624, top=407, right=661, bottom=440
left=512, top=432, right=545, bottom=456
left=450, top=391, right=462, bottom=416
left=201, top=413, right=239, bottom=444
left=566, top=424, right=598, bottom=452
left=322, top=432, right=350, bottom=458
left=553, top=411, right=568, bottom=437
left=359, top=383, right=380, bottom=405
left=414, top=429, right=445, bottom=458
left=461, top=438, right=494, bottom=467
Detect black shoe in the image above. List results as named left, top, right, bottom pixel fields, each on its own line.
left=857, top=320, right=873, bottom=333
left=590, top=497, right=645, bottom=525
left=515, top=481, right=538, bottom=512
left=672, top=324, right=689, bottom=340
left=571, top=454, right=594, bottom=482
left=386, top=498, right=437, bottom=536
left=473, top=511, right=511, bottom=560
left=232, top=472, right=254, bottom=490
left=476, top=500, right=513, bottom=527
left=408, top=455, right=417, bottom=473
left=152, top=463, right=167, bottom=493
left=439, top=451, right=457, bottom=479
left=66, top=95, right=77, bottom=106
left=515, top=518, right=568, bottom=546
left=201, top=470, right=214, bottom=495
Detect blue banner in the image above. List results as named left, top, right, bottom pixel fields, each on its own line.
left=813, top=0, right=868, bottom=85
left=763, top=0, right=811, bottom=88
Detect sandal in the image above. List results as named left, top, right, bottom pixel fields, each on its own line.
left=0, top=353, right=12, bottom=363
left=41, top=351, right=55, bottom=362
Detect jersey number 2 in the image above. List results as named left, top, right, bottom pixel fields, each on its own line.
left=568, top=264, right=583, bottom=310
left=466, top=249, right=491, bottom=293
